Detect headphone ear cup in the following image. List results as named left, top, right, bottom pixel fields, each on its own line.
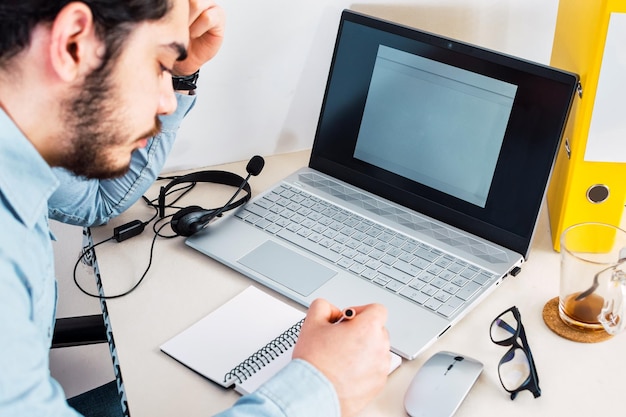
left=171, top=206, right=204, bottom=236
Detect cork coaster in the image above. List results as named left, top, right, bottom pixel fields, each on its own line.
left=542, top=297, right=613, bottom=343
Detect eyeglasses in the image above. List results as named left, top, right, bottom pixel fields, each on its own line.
left=489, top=306, right=541, bottom=400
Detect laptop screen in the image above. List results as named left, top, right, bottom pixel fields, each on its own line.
left=355, top=45, right=517, bottom=208
left=309, top=10, right=578, bottom=258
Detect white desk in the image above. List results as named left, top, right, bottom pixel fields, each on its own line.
left=89, top=150, right=624, bottom=417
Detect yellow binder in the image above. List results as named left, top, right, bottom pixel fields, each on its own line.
left=547, top=0, right=626, bottom=251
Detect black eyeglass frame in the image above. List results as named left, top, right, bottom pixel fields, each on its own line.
left=490, top=306, right=541, bottom=400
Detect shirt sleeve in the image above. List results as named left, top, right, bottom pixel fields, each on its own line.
left=214, top=359, right=340, bottom=417
left=48, top=93, right=196, bottom=227
left=0, top=257, right=82, bottom=417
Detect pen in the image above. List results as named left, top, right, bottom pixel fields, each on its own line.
left=334, top=307, right=356, bottom=324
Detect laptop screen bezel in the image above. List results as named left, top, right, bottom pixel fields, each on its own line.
left=308, top=10, right=578, bottom=259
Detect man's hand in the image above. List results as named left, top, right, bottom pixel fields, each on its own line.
left=173, top=0, right=225, bottom=76
left=293, top=299, right=391, bottom=417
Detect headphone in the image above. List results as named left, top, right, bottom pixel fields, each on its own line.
left=158, top=155, right=265, bottom=237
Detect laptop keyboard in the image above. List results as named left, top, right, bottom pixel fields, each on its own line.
left=234, top=184, right=497, bottom=319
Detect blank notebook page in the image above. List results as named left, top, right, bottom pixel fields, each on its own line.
left=160, top=286, right=306, bottom=393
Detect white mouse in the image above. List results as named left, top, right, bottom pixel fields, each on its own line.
left=404, top=351, right=483, bottom=417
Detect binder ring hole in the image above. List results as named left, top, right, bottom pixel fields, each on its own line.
left=587, top=184, right=609, bottom=204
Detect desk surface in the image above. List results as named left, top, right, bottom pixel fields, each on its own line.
left=90, top=150, right=624, bottom=417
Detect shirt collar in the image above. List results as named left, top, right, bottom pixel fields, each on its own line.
left=0, top=109, right=59, bottom=228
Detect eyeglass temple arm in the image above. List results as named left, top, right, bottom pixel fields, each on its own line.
left=518, top=324, right=541, bottom=397
left=496, top=318, right=516, bottom=335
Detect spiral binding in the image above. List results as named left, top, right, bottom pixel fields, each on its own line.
left=223, top=318, right=305, bottom=384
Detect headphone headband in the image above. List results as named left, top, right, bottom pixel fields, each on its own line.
left=158, top=170, right=252, bottom=218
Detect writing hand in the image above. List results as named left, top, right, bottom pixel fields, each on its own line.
left=293, top=299, right=391, bottom=417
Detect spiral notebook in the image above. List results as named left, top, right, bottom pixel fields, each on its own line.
left=161, top=286, right=402, bottom=395
left=160, top=286, right=306, bottom=395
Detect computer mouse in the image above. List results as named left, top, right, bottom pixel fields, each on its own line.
left=404, top=351, right=483, bottom=417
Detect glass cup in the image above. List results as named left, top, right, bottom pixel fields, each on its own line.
left=559, top=222, right=626, bottom=334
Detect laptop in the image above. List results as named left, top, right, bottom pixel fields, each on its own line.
left=186, top=10, right=578, bottom=360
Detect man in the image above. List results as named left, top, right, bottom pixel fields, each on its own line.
left=0, top=1, right=391, bottom=417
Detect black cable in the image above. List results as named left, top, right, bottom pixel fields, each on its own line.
left=72, top=173, right=246, bottom=299
left=72, top=177, right=197, bottom=299
left=72, top=221, right=171, bottom=299
left=152, top=215, right=179, bottom=239
left=144, top=180, right=196, bottom=213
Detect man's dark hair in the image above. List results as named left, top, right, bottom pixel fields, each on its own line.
left=0, top=0, right=172, bottom=67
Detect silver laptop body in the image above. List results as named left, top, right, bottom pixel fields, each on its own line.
left=186, top=10, right=578, bottom=359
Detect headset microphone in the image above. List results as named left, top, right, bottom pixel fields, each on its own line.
left=170, top=155, right=265, bottom=237
left=246, top=155, right=265, bottom=176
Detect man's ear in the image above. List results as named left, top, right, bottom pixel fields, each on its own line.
left=49, top=2, right=103, bottom=82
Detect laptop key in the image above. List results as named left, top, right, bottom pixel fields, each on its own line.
left=337, top=258, right=354, bottom=269
left=348, top=264, right=366, bottom=275
left=443, top=283, right=461, bottom=295
left=451, top=276, right=468, bottom=287
left=280, top=189, right=295, bottom=199
left=434, top=291, right=451, bottom=303
left=393, top=260, right=421, bottom=277
left=297, top=228, right=312, bottom=238
left=437, top=303, right=458, bottom=318
left=265, top=224, right=282, bottom=234
left=424, top=298, right=443, bottom=311
left=415, top=248, right=439, bottom=262
left=385, top=279, right=404, bottom=292
left=421, top=285, right=438, bottom=296
left=319, top=238, right=333, bottom=248
left=373, top=276, right=390, bottom=286
left=307, top=233, right=322, bottom=243
left=399, top=287, right=429, bottom=305
left=417, top=271, right=436, bottom=283
left=378, top=265, right=413, bottom=284
left=447, top=263, right=465, bottom=273
left=438, top=270, right=456, bottom=281
left=380, top=255, right=396, bottom=265
left=437, top=296, right=464, bottom=317
left=460, top=268, right=477, bottom=279
left=411, top=257, right=431, bottom=270
left=264, top=192, right=281, bottom=202
left=474, top=272, right=494, bottom=285
left=244, top=213, right=262, bottom=224
left=360, top=268, right=377, bottom=280
left=408, top=280, right=425, bottom=291
left=353, top=254, right=369, bottom=264
left=426, top=265, right=443, bottom=275
left=365, top=259, right=383, bottom=270
left=398, top=252, right=415, bottom=263
left=255, top=219, right=272, bottom=229
left=330, top=243, right=345, bottom=254
left=430, top=278, right=447, bottom=289
left=456, top=281, right=481, bottom=301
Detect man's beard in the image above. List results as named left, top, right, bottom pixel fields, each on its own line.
left=58, top=65, right=162, bottom=180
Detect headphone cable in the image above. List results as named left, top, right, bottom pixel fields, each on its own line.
left=72, top=221, right=169, bottom=299
left=72, top=157, right=265, bottom=299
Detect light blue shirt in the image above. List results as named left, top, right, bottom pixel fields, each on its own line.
left=0, top=95, right=339, bottom=417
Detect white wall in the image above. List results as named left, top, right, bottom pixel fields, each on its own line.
left=164, top=0, right=561, bottom=173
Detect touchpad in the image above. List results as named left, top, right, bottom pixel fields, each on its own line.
left=238, top=240, right=337, bottom=296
